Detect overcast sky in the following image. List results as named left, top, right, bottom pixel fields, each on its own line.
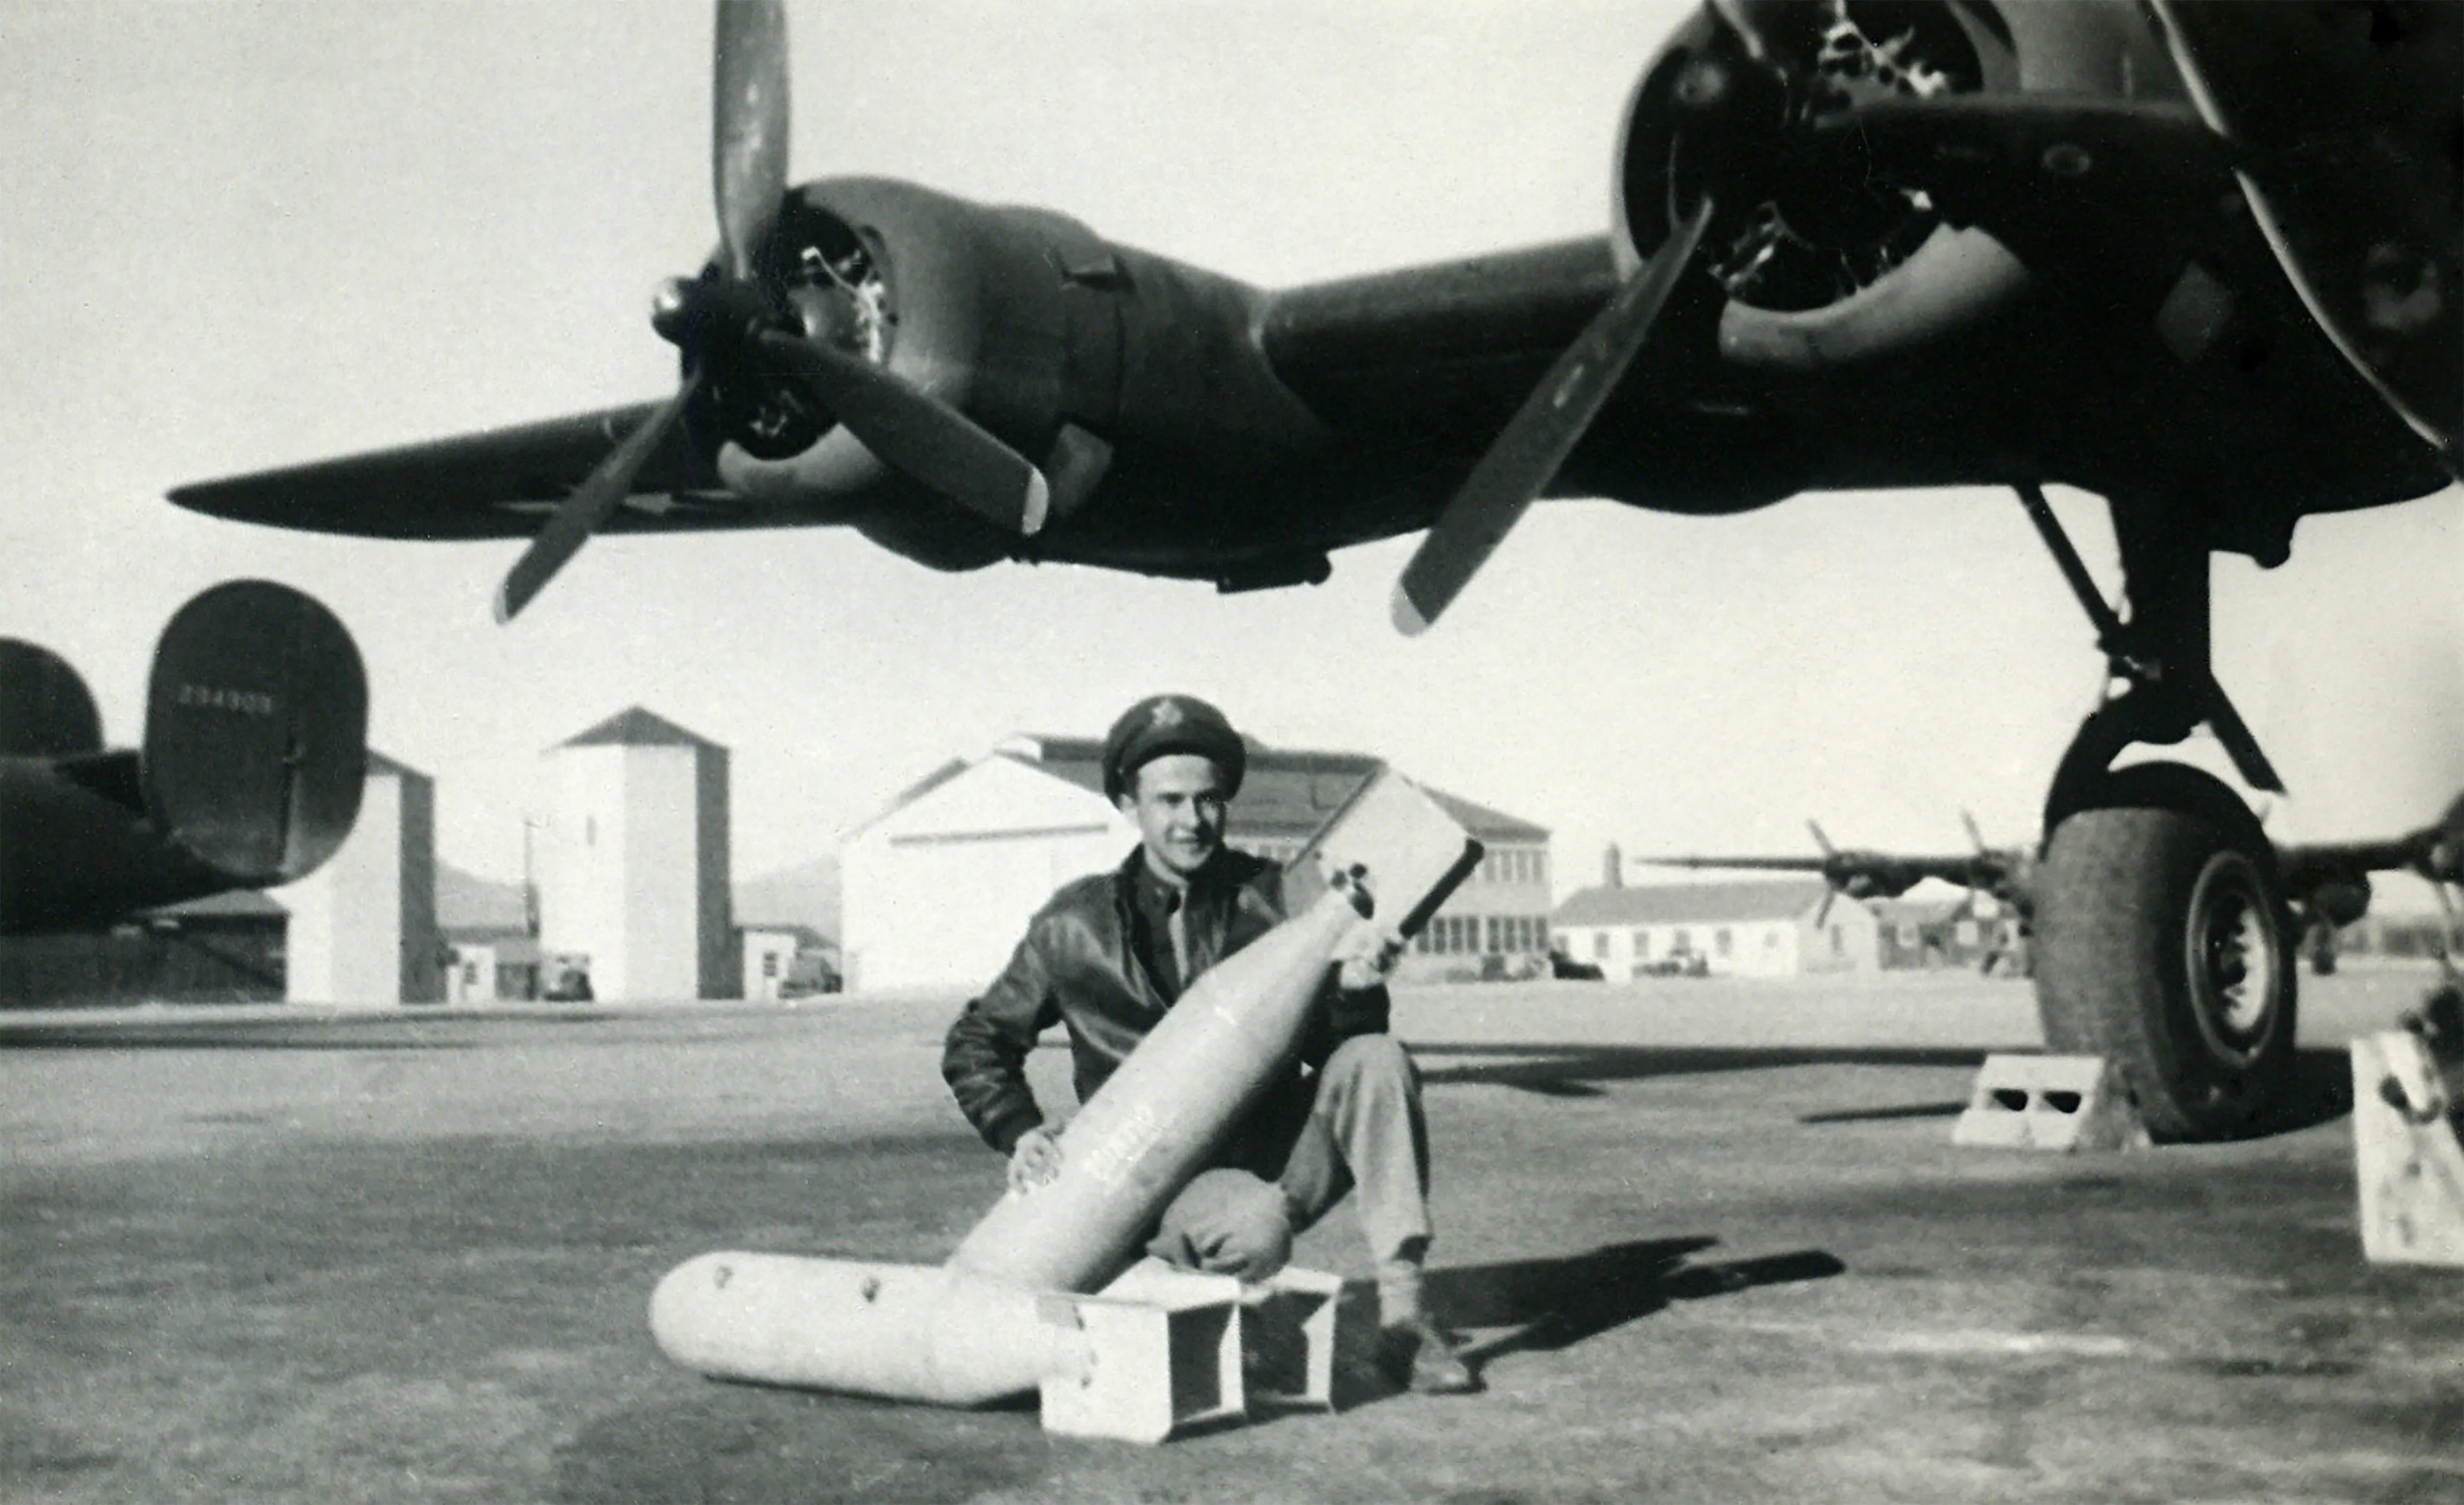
left=4, top=1, right=2458, bottom=904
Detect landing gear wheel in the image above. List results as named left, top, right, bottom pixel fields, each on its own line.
left=2033, top=764, right=2296, bottom=1141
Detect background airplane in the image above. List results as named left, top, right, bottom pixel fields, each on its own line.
left=0, top=583, right=368, bottom=935
left=1650, top=790, right=2464, bottom=976
left=164, top=0, right=2458, bottom=1140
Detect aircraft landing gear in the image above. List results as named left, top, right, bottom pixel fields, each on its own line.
left=2017, top=485, right=2298, bottom=1141
left=2033, top=764, right=2295, bottom=1140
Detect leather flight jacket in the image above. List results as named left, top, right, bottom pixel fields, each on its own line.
left=942, top=845, right=1390, bottom=1158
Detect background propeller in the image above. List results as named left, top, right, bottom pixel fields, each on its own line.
left=495, top=0, right=1048, bottom=622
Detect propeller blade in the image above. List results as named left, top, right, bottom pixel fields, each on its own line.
left=1807, top=819, right=1836, bottom=856
left=713, top=0, right=790, bottom=281
left=1815, top=887, right=1835, bottom=930
left=1961, top=810, right=1987, bottom=852
left=495, top=375, right=702, bottom=624
left=757, top=331, right=1050, bottom=534
left=1391, top=194, right=1714, bottom=635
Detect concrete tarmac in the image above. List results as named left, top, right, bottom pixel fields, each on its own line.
left=3, top=968, right=2460, bottom=1503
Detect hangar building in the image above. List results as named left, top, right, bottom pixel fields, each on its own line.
left=1551, top=875, right=1881, bottom=980
left=537, top=708, right=732, bottom=1002
left=841, top=734, right=1551, bottom=992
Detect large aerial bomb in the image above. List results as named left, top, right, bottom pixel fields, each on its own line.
left=651, top=768, right=1479, bottom=1410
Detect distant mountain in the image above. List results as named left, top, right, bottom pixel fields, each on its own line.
left=437, top=862, right=527, bottom=934
left=734, top=853, right=840, bottom=942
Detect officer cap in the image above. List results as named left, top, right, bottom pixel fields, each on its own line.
left=1101, top=694, right=1245, bottom=801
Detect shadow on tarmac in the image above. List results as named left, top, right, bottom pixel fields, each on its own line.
left=1319, top=1236, right=1846, bottom=1408
left=1411, top=1043, right=1988, bottom=1097
left=0, top=1013, right=613, bottom=1051
left=1417, top=1043, right=2359, bottom=1142
left=1797, top=1099, right=1971, bottom=1124
left=2238, top=1047, right=2355, bottom=1138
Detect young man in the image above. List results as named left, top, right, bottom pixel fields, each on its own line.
left=941, top=693, right=1476, bottom=1394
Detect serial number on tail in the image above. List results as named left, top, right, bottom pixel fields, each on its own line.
left=175, top=684, right=278, bottom=715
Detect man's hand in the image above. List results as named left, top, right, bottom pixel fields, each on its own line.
left=1008, top=1123, right=1065, bottom=1191
left=1335, top=922, right=1406, bottom=992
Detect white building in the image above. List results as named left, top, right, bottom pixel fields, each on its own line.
left=1550, top=877, right=1881, bottom=980
left=537, top=707, right=732, bottom=1002
left=841, top=734, right=1552, bottom=992
left=280, top=750, right=444, bottom=1006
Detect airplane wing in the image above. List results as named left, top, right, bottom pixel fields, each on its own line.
left=2280, top=809, right=2464, bottom=896
left=165, top=239, right=1647, bottom=548
left=1643, top=851, right=2014, bottom=903
left=167, top=402, right=748, bottom=541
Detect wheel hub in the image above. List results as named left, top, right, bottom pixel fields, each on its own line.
left=2183, top=849, right=2283, bottom=1068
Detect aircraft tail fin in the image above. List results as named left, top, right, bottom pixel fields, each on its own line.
left=0, top=640, right=103, bottom=758
left=141, top=582, right=367, bottom=885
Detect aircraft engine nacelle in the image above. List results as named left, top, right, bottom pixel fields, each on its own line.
left=1610, top=0, right=2133, bottom=373
left=703, top=178, right=1320, bottom=571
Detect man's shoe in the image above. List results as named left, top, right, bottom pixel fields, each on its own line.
left=1381, top=1317, right=1479, bottom=1395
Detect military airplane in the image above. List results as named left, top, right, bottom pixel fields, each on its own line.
left=1651, top=813, right=2033, bottom=912
left=169, top=1, right=2458, bottom=1140
left=0, top=583, right=367, bottom=934
left=1652, top=790, right=2464, bottom=976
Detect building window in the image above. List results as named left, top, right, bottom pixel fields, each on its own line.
left=1715, top=928, right=1732, bottom=958
left=1671, top=927, right=1691, bottom=956
left=1830, top=925, right=1846, bottom=957
left=762, top=953, right=779, bottom=979
left=1593, top=931, right=1608, bottom=959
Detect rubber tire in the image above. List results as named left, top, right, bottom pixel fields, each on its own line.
left=2033, top=765, right=2297, bottom=1142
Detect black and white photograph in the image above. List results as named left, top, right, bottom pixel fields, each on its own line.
left=3, top=2, right=2460, bottom=1500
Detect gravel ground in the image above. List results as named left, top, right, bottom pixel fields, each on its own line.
left=4, top=967, right=2460, bottom=1504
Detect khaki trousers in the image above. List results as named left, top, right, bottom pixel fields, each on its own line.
left=1143, top=1034, right=1434, bottom=1307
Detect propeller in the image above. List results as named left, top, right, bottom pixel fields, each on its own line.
left=496, top=0, right=1048, bottom=622
left=1804, top=821, right=1838, bottom=927
left=495, top=376, right=704, bottom=624
left=1391, top=194, right=1714, bottom=635
left=1389, top=29, right=1796, bottom=637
